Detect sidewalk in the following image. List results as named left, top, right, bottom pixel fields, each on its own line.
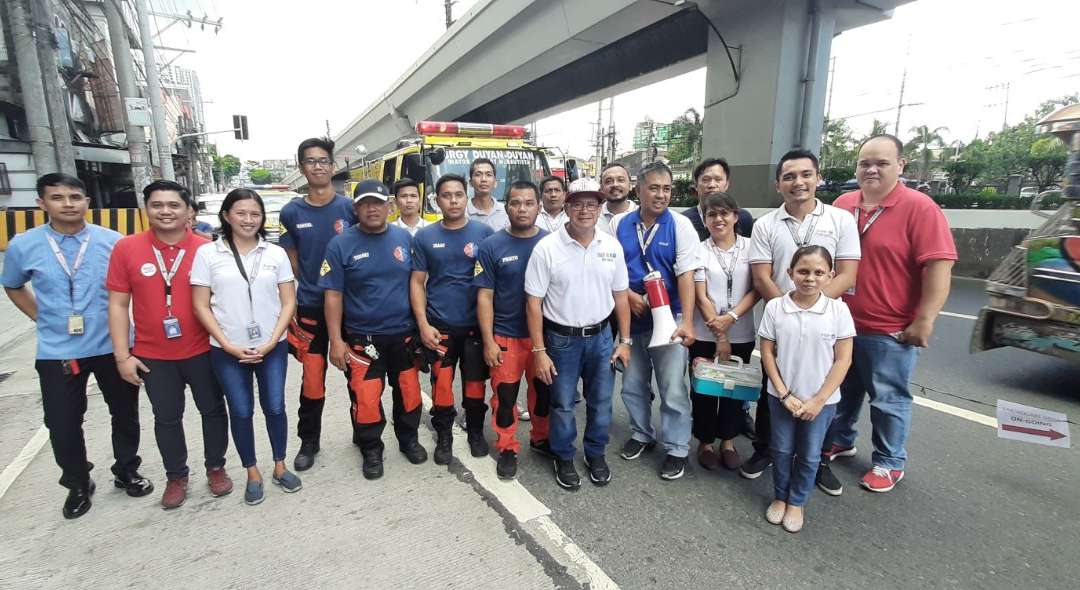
left=0, top=334, right=607, bottom=588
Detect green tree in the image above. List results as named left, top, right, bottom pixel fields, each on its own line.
left=820, top=118, right=856, bottom=168
left=666, top=108, right=703, bottom=165
left=869, top=119, right=889, bottom=138
left=905, top=125, right=949, bottom=182
left=1028, top=136, right=1067, bottom=191
left=943, top=159, right=984, bottom=193
left=249, top=168, right=274, bottom=185
left=210, top=146, right=241, bottom=187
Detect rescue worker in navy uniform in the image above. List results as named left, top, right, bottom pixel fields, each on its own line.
left=279, top=137, right=358, bottom=471
left=320, top=180, right=428, bottom=479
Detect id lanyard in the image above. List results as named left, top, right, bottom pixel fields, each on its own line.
left=709, top=238, right=741, bottom=311
left=635, top=221, right=660, bottom=273
left=152, top=246, right=186, bottom=315
left=227, top=241, right=264, bottom=323
left=855, top=206, right=885, bottom=235
left=783, top=213, right=820, bottom=247
left=45, top=233, right=90, bottom=315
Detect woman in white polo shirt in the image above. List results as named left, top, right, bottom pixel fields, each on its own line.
left=757, top=245, right=854, bottom=533
left=191, top=188, right=301, bottom=506
left=690, top=193, right=759, bottom=471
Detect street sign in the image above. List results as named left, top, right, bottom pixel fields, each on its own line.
left=124, top=98, right=151, bottom=127
left=996, top=400, right=1070, bottom=448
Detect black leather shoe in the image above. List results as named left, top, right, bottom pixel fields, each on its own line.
left=433, top=430, right=453, bottom=465
left=400, top=441, right=428, bottom=465
left=114, top=471, right=154, bottom=497
left=293, top=440, right=319, bottom=472
left=467, top=430, right=489, bottom=458
left=553, top=458, right=580, bottom=490
left=497, top=450, right=518, bottom=480
left=361, top=448, right=384, bottom=480
left=63, top=480, right=95, bottom=519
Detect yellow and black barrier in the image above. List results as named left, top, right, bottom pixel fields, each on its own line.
left=1, top=209, right=150, bottom=251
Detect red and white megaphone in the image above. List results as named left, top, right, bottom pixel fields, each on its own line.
left=644, top=271, right=682, bottom=348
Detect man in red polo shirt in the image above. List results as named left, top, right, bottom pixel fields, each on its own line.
left=822, top=135, right=956, bottom=494
left=107, top=180, right=232, bottom=509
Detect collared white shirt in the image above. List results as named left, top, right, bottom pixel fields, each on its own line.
left=524, top=225, right=629, bottom=327
left=757, top=292, right=855, bottom=403
left=535, top=208, right=568, bottom=234
left=392, top=216, right=430, bottom=236
left=467, top=198, right=510, bottom=231
left=190, top=238, right=294, bottom=347
left=748, top=199, right=860, bottom=293
left=597, top=200, right=638, bottom=234
left=693, top=235, right=755, bottom=344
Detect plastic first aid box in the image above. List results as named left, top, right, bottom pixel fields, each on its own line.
left=691, top=357, right=761, bottom=401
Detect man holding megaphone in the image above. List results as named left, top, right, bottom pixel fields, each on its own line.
left=611, top=161, right=702, bottom=481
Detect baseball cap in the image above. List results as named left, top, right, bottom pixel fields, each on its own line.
left=353, top=179, right=390, bottom=203
left=566, top=177, right=604, bottom=202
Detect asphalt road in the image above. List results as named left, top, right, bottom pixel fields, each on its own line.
left=508, top=276, right=1080, bottom=590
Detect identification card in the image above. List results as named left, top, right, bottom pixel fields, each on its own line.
left=163, top=316, right=182, bottom=339
left=246, top=322, right=262, bottom=342
left=67, top=315, right=85, bottom=336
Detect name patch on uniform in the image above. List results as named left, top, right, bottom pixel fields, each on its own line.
left=500, top=255, right=519, bottom=264
left=352, top=252, right=370, bottom=261
left=296, top=222, right=314, bottom=229
left=597, top=252, right=617, bottom=262
left=432, top=242, right=446, bottom=249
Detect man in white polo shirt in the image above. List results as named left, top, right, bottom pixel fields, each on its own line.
left=597, top=163, right=637, bottom=235
left=525, top=178, right=632, bottom=491
left=741, top=148, right=860, bottom=491
left=466, top=158, right=510, bottom=231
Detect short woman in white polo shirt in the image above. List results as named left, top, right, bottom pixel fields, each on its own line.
left=757, top=245, right=854, bottom=533
left=191, top=188, right=300, bottom=505
left=690, top=193, right=759, bottom=471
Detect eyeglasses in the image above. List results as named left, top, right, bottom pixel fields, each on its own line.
left=569, top=201, right=600, bottom=211
left=302, top=157, right=333, bottom=167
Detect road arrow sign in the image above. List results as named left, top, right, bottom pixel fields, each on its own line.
left=997, top=400, right=1070, bottom=448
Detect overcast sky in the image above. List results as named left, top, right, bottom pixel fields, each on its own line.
left=163, top=0, right=1079, bottom=163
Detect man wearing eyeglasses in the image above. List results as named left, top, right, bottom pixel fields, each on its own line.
left=279, top=137, right=358, bottom=472
left=525, top=178, right=632, bottom=490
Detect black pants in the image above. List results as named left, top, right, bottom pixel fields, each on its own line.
left=752, top=361, right=772, bottom=454
left=142, top=353, right=229, bottom=480
left=292, top=305, right=343, bottom=445
left=428, top=325, right=489, bottom=433
left=35, top=354, right=141, bottom=490
left=344, top=333, right=423, bottom=452
left=688, top=341, right=755, bottom=445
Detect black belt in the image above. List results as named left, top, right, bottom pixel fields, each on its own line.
left=544, top=319, right=607, bottom=337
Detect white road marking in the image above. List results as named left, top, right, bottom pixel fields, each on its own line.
left=417, top=389, right=618, bottom=589
left=913, top=395, right=998, bottom=428
left=940, top=311, right=978, bottom=320
left=0, top=425, right=49, bottom=502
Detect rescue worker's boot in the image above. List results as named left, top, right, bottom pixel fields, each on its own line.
left=433, top=429, right=453, bottom=465
left=294, top=439, right=319, bottom=472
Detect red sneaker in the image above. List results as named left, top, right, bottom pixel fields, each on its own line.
left=822, top=444, right=856, bottom=461
left=206, top=468, right=234, bottom=497
left=860, top=466, right=904, bottom=492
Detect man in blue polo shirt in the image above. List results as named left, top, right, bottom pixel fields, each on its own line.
left=411, top=173, right=494, bottom=465
left=320, top=180, right=428, bottom=480
left=474, top=180, right=550, bottom=479
left=612, top=161, right=701, bottom=481
left=279, top=137, right=357, bottom=471
left=2, top=173, right=153, bottom=519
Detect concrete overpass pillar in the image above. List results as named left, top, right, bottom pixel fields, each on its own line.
left=700, top=0, right=836, bottom=207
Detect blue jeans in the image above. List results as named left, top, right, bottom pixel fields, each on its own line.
left=769, top=395, right=836, bottom=506
left=824, top=334, right=919, bottom=470
left=545, top=325, right=615, bottom=460
left=621, top=327, right=691, bottom=457
left=210, top=341, right=289, bottom=468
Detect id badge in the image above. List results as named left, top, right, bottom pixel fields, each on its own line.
left=163, top=316, right=182, bottom=339
left=246, top=322, right=262, bottom=342
left=67, top=315, right=85, bottom=336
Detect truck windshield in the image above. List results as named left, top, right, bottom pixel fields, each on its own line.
left=430, top=148, right=549, bottom=202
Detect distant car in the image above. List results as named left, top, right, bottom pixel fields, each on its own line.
left=195, top=194, right=227, bottom=233
left=259, top=192, right=300, bottom=243
left=1019, top=187, right=1039, bottom=199
left=839, top=178, right=860, bottom=192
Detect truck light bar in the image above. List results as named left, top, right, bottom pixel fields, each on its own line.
left=416, top=121, right=526, bottom=139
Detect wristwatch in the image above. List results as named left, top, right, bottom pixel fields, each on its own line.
left=618, top=337, right=633, bottom=346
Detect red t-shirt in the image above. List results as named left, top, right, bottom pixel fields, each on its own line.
left=106, top=230, right=211, bottom=360
left=833, top=183, right=957, bottom=334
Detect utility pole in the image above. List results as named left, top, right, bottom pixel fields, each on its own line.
left=9, top=0, right=58, bottom=175
left=893, top=38, right=911, bottom=136
left=444, top=0, right=455, bottom=28
left=325, top=119, right=331, bottom=137
left=825, top=56, right=836, bottom=121
left=134, top=0, right=175, bottom=180
left=1002, top=82, right=1011, bottom=129
left=104, top=0, right=152, bottom=199
left=607, top=97, right=616, bottom=165
left=30, top=0, right=76, bottom=175
left=594, top=101, right=604, bottom=171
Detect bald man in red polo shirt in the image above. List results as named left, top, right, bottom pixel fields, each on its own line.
left=820, top=135, right=956, bottom=494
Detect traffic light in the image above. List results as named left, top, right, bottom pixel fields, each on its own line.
left=233, top=115, right=249, bottom=140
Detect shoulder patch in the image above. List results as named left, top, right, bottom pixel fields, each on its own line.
left=320, top=260, right=331, bottom=277
left=474, top=260, right=484, bottom=276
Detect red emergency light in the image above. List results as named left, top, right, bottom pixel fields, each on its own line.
left=416, top=121, right=526, bottom=139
